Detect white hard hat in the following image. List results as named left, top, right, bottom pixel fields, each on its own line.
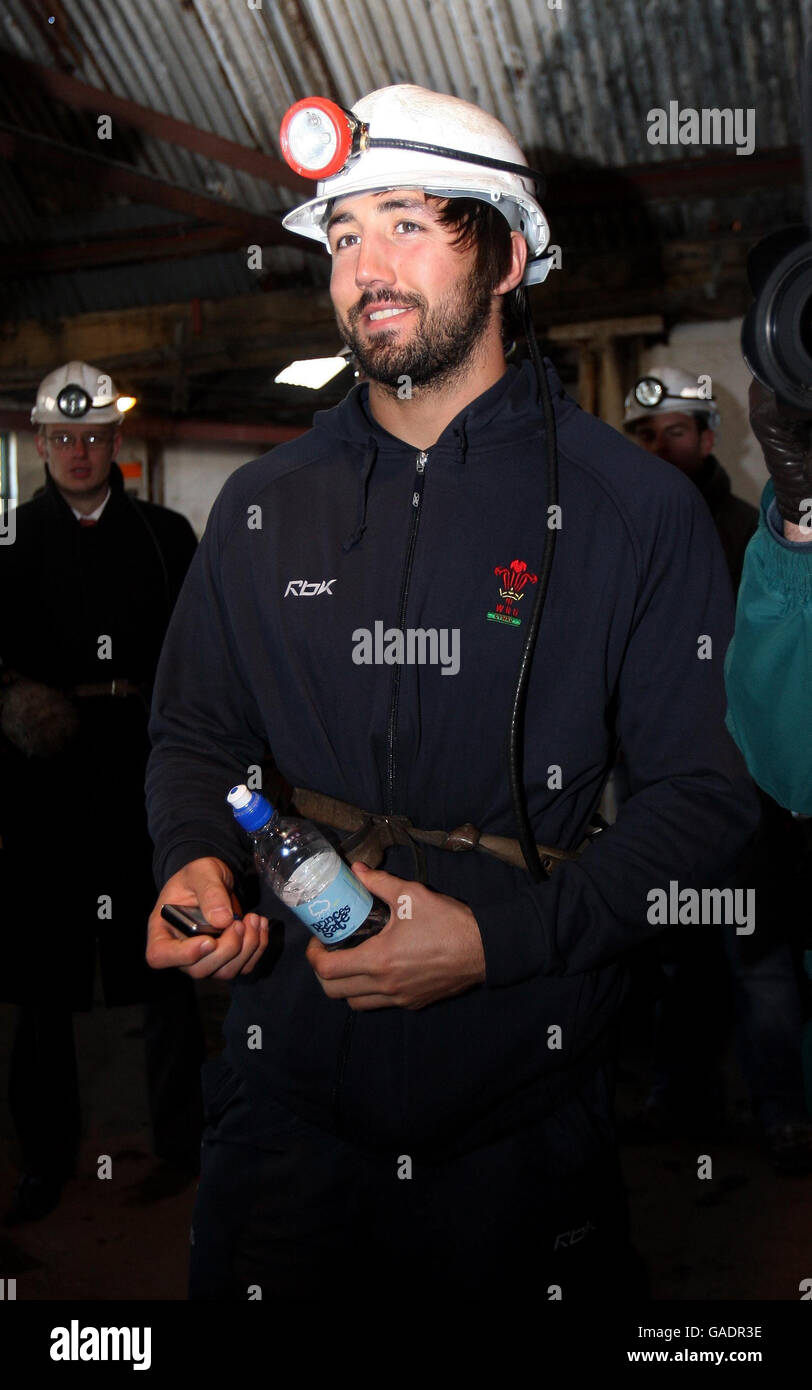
left=31, top=361, right=135, bottom=425
left=624, top=366, right=720, bottom=430
left=281, top=85, right=551, bottom=286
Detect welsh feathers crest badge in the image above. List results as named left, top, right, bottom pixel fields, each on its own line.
left=487, top=559, right=538, bottom=627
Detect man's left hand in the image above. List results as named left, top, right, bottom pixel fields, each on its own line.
left=305, top=863, right=486, bottom=1011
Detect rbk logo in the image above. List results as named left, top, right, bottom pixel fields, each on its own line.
left=553, top=1220, right=596, bottom=1251
left=284, top=579, right=336, bottom=597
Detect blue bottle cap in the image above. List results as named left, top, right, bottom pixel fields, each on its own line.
left=227, top=784, right=275, bottom=831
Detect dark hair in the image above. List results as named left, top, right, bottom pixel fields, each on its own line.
left=427, top=196, right=526, bottom=339
left=322, top=193, right=526, bottom=340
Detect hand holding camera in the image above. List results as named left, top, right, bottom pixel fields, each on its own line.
left=748, top=380, right=812, bottom=532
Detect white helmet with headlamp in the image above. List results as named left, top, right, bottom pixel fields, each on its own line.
left=624, top=365, right=720, bottom=431
left=31, top=360, right=136, bottom=425
left=280, top=84, right=552, bottom=286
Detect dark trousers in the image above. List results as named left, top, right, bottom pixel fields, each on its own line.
left=649, top=925, right=731, bottom=1118
left=648, top=925, right=808, bottom=1129
left=189, top=1057, right=648, bottom=1302
left=723, top=930, right=808, bottom=1129
left=8, top=970, right=206, bottom=1179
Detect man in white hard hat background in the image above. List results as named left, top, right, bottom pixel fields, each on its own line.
left=30, top=362, right=133, bottom=519
left=621, top=366, right=811, bottom=1174
left=623, top=367, right=758, bottom=589
left=144, top=86, right=758, bottom=1301
left=0, top=362, right=205, bottom=1225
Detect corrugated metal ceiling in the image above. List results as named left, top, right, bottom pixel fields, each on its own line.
left=3, top=0, right=809, bottom=189
left=0, top=0, right=809, bottom=320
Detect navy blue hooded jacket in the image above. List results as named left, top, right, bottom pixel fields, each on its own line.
left=146, top=360, right=759, bottom=1158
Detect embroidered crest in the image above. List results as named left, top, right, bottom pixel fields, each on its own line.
left=486, top=559, right=538, bottom=627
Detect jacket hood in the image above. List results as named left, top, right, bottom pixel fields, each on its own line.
left=312, top=357, right=565, bottom=453
left=311, top=358, right=566, bottom=549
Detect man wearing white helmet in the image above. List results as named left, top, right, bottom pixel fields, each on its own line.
left=29, top=361, right=134, bottom=516
left=0, top=362, right=205, bottom=1224
left=624, top=367, right=758, bottom=589
left=144, top=86, right=757, bottom=1301
left=623, top=367, right=811, bottom=1174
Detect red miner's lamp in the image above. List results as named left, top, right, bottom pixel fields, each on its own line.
left=279, top=97, right=358, bottom=180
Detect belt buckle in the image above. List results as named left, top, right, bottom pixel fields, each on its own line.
left=339, top=816, right=386, bottom=869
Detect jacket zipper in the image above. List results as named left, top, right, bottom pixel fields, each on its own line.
left=385, top=449, right=428, bottom=815
left=332, top=449, right=427, bottom=1135
left=332, top=449, right=428, bottom=1136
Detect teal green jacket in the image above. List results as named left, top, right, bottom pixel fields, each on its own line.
left=724, top=480, right=812, bottom=813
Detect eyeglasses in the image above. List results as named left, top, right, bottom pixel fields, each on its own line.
left=46, top=433, right=115, bottom=451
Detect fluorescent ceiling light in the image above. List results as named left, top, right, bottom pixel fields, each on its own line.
left=275, top=357, right=349, bottom=389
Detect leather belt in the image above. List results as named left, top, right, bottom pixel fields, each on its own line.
left=288, top=785, right=602, bottom=876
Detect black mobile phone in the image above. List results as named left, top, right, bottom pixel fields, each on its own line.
left=161, top=903, right=229, bottom=938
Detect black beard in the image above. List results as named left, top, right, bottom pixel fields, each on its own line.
left=336, top=268, right=494, bottom=394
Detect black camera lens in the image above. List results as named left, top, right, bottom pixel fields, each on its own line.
left=742, top=227, right=812, bottom=412
left=798, top=295, right=812, bottom=362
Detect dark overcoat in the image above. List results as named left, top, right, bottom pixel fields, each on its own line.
left=0, top=462, right=197, bottom=1008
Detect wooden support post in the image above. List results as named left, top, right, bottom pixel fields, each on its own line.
left=548, top=315, right=665, bottom=425
left=598, top=338, right=625, bottom=431
left=577, top=345, right=598, bottom=415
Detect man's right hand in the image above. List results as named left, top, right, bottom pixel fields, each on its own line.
left=147, top=856, right=269, bottom=979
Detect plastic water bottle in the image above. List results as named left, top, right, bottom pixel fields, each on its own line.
left=227, top=785, right=390, bottom=950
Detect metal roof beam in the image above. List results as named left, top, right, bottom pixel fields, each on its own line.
left=0, top=51, right=309, bottom=194
left=0, top=224, right=257, bottom=275
left=0, top=124, right=314, bottom=250
left=0, top=287, right=337, bottom=376
left=0, top=407, right=305, bottom=444
left=549, top=147, right=801, bottom=208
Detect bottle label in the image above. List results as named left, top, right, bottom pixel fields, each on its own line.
left=293, top=862, right=373, bottom=945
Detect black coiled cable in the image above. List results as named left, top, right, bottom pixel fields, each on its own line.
left=364, top=138, right=546, bottom=196
left=507, top=299, right=560, bottom=881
